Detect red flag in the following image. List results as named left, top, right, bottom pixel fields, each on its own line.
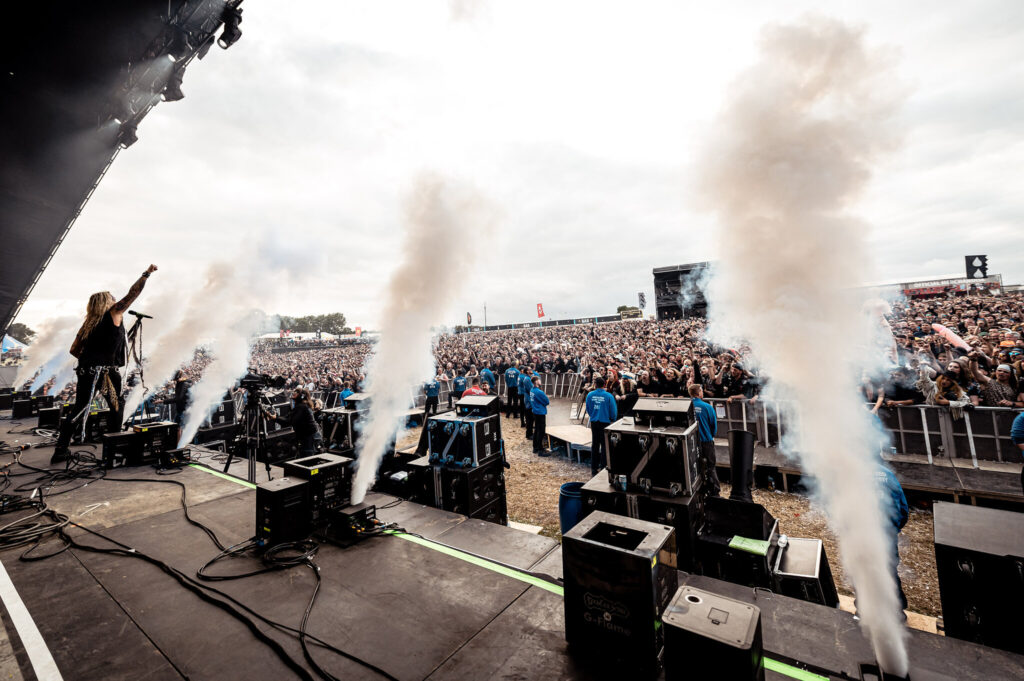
left=355, top=327, right=362, bottom=337
left=537, top=303, right=545, bottom=318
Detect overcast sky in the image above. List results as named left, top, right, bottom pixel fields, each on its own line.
left=17, top=0, right=1024, bottom=330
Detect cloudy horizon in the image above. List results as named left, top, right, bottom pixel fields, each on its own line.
left=15, top=0, right=1024, bottom=331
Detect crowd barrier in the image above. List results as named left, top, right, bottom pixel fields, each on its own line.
left=411, top=375, right=1020, bottom=469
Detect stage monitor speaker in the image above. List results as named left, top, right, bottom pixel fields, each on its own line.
left=631, top=397, right=693, bottom=429
left=663, top=586, right=764, bottom=681
left=456, top=395, right=500, bottom=418
left=11, top=399, right=33, bottom=419
left=934, top=501, right=1024, bottom=654
left=562, top=511, right=677, bottom=676
left=37, top=406, right=63, bottom=429
left=102, top=431, right=146, bottom=469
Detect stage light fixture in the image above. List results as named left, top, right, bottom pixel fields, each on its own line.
left=118, top=120, right=138, bottom=148
left=167, top=27, right=191, bottom=60
left=163, top=67, right=185, bottom=101
left=218, top=4, right=243, bottom=49
left=197, top=35, right=215, bottom=60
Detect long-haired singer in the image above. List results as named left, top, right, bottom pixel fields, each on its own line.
left=52, top=265, right=158, bottom=463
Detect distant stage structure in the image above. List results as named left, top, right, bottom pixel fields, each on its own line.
left=653, top=262, right=710, bottom=320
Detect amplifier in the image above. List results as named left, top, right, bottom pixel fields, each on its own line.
left=11, top=399, right=33, bottom=419
left=101, top=431, right=146, bottom=469
left=605, top=421, right=700, bottom=497
left=194, top=422, right=237, bottom=446
left=441, top=457, right=505, bottom=515
left=17, top=394, right=55, bottom=417
left=470, top=495, right=507, bottom=525
left=133, top=421, right=179, bottom=458
left=563, top=511, right=677, bottom=676
left=771, top=537, right=839, bottom=607
left=343, top=393, right=371, bottom=411
left=318, top=502, right=378, bottom=543
left=255, top=477, right=310, bottom=548
left=934, top=501, right=1024, bottom=654
left=61, top=409, right=110, bottom=442
left=254, top=427, right=297, bottom=464
left=663, top=586, right=764, bottom=681
left=456, top=395, right=500, bottom=417
left=636, top=492, right=705, bottom=572
left=580, top=472, right=628, bottom=519
left=37, top=405, right=66, bottom=429
left=282, top=453, right=354, bottom=523
left=426, top=414, right=501, bottom=467
left=631, top=397, right=693, bottom=429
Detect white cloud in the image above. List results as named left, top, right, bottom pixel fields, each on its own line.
left=17, top=0, right=1024, bottom=329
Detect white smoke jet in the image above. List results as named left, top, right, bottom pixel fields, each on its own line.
left=14, top=315, right=80, bottom=392
left=176, top=310, right=275, bottom=447
left=351, top=174, right=495, bottom=504
left=698, top=18, right=908, bottom=675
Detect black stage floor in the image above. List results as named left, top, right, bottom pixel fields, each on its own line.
left=0, top=421, right=1022, bottom=680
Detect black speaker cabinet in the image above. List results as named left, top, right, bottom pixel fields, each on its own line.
left=580, top=472, right=628, bottom=519
left=426, top=414, right=501, bottom=467
left=563, top=511, right=677, bottom=676
left=636, top=492, right=705, bottom=573
left=605, top=421, right=701, bottom=497
left=11, top=399, right=33, bottom=419
left=663, top=586, right=764, bottom=681
left=440, top=457, right=505, bottom=515
left=934, top=501, right=1024, bottom=654
left=255, top=477, right=310, bottom=548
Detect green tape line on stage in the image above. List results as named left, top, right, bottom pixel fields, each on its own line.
left=184, top=467, right=826, bottom=680
left=187, top=464, right=257, bottom=489
left=762, top=657, right=828, bottom=681
left=387, top=533, right=825, bottom=681
left=386, top=531, right=565, bottom=596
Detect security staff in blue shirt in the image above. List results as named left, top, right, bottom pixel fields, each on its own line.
left=504, top=363, right=521, bottom=419
left=873, top=460, right=909, bottom=619
left=519, top=367, right=535, bottom=430
left=424, top=374, right=441, bottom=417
left=1012, top=411, right=1024, bottom=494
left=450, top=371, right=468, bottom=408
left=530, top=376, right=551, bottom=456
left=688, top=384, right=721, bottom=496
left=481, top=363, right=496, bottom=393
left=339, top=382, right=354, bottom=403
left=585, top=377, right=618, bottom=475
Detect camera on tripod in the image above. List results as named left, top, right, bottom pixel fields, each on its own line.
left=239, top=372, right=286, bottom=392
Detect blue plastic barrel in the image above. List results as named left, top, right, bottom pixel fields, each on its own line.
left=558, top=481, right=586, bottom=535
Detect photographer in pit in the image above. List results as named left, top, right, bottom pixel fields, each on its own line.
left=266, top=387, right=321, bottom=456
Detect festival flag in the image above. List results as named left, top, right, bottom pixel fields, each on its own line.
left=537, top=303, right=545, bottom=318
left=638, top=292, right=647, bottom=308
left=467, top=312, right=472, bottom=325
left=354, top=327, right=362, bottom=337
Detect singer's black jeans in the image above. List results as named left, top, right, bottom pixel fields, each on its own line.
left=55, top=366, right=122, bottom=454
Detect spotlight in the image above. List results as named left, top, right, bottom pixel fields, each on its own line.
left=167, top=27, right=191, bottom=60
left=218, top=4, right=243, bottom=49
left=118, top=120, right=138, bottom=148
left=163, top=67, right=185, bottom=101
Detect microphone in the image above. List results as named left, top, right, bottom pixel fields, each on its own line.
left=128, top=310, right=153, bottom=319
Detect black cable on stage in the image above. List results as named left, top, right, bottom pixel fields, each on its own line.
left=56, top=521, right=317, bottom=681
left=99, top=477, right=227, bottom=551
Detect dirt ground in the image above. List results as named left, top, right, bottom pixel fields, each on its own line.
left=397, top=414, right=940, bottom=618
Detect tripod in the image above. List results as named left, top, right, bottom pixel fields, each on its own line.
left=222, top=385, right=275, bottom=483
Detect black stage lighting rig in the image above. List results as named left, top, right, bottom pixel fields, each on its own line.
left=218, top=1, right=243, bottom=49
left=562, top=511, right=677, bottom=677
left=662, top=586, right=764, bottom=681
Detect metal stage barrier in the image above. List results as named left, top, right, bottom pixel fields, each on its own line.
left=403, top=374, right=1021, bottom=470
